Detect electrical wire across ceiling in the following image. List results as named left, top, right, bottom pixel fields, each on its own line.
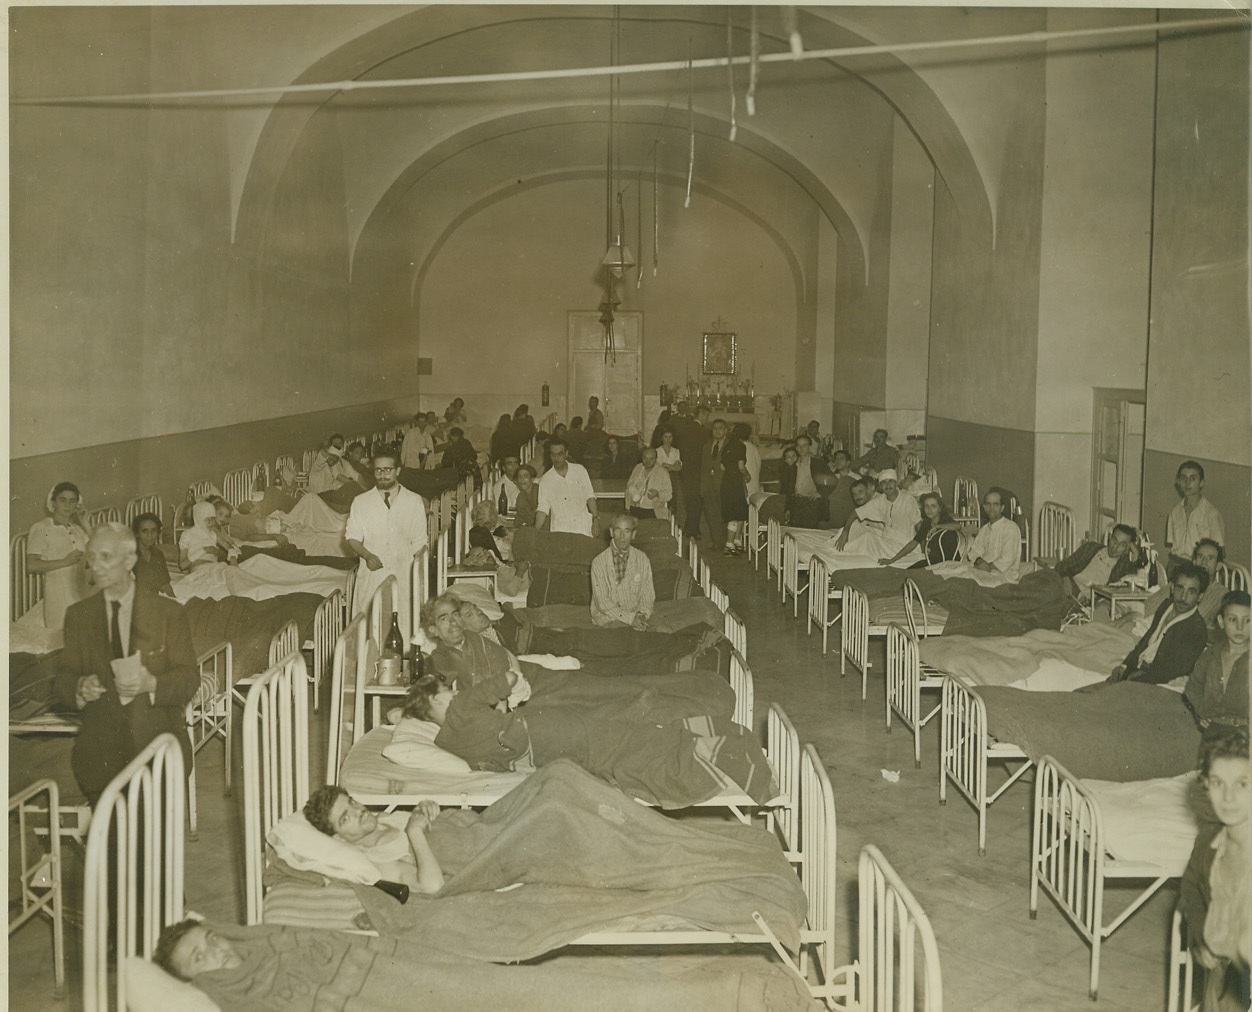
left=11, top=14, right=1245, bottom=106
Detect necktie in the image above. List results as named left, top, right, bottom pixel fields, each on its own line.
left=383, top=491, right=391, bottom=510
left=713, top=442, right=721, bottom=461
left=110, top=599, right=124, bottom=660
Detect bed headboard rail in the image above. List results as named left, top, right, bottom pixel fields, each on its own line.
left=83, top=734, right=186, bottom=1012
left=243, top=651, right=310, bottom=926
left=857, top=843, right=944, bottom=1011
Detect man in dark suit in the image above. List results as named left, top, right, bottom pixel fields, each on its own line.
left=55, top=522, right=198, bottom=805
left=696, top=418, right=728, bottom=548
left=1108, top=561, right=1210, bottom=685
left=674, top=405, right=710, bottom=538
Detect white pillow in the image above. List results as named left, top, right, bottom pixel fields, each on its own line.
left=383, top=717, right=473, bottom=774
left=125, top=957, right=221, bottom=1012
left=267, top=811, right=380, bottom=884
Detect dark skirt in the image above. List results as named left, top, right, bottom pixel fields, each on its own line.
left=720, top=474, right=748, bottom=521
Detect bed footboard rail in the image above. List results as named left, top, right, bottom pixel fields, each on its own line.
left=84, top=734, right=186, bottom=1012
left=807, top=554, right=842, bottom=655
left=840, top=585, right=870, bottom=701
left=243, top=652, right=311, bottom=925
left=724, top=607, right=747, bottom=657
left=857, top=843, right=944, bottom=1012
left=766, top=518, right=783, bottom=590
left=1168, top=907, right=1199, bottom=1012
left=10, top=778, right=66, bottom=999
left=886, top=624, right=940, bottom=768
left=729, top=649, right=755, bottom=731
left=766, top=704, right=801, bottom=859
left=782, top=532, right=809, bottom=617
left=188, top=640, right=233, bottom=836
left=310, top=589, right=344, bottom=712
left=939, top=675, right=1030, bottom=855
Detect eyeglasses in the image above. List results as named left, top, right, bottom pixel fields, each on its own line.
left=374, top=466, right=396, bottom=474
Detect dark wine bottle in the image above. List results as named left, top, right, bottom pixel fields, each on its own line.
left=384, top=612, right=404, bottom=659
left=498, top=483, right=509, bottom=516
left=373, top=879, right=410, bottom=904
left=412, top=646, right=426, bottom=684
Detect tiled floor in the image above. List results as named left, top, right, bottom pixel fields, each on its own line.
left=8, top=549, right=1178, bottom=1010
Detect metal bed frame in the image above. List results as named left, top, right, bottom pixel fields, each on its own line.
left=951, top=476, right=980, bottom=531
left=83, top=733, right=186, bottom=1012
left=327, top=611, right=790, bottom=827
left=1030, top=754, right=1186, bottom=1001
left=807, top=553, right=843, bottom=655
left=9, top=778, right=66, bottom=999
left=724, top=606, right=747, bottom=657
left=1035, top=501, right=1077, bottom=563
left=938, top=674, right=1031, bottom=856
left=746, top=497, right=768, bottom=568
left=10, top=532, right=44, bottom=621
left=782, top=530, right=811, bottom=617
left=885, top=624, right=943, bottom=769
left=857, top=843, right=944, bottom=1012
left=187, top=640, right=233, bottom=834
left=766, top=517, right=784, bottom=593
left=1167, top=907, right=1201, bottom=1012
left=222, top=467, right=252, bottom=508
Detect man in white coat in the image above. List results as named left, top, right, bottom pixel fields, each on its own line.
left=345, top=448, right=428, bottom=641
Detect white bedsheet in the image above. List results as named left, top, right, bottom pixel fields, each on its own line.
left=1083, top=772, right=1198, bottom=874
left=928, top=559, right=1034, bottom=588
left=785, top=527, right=922, bottom=572
left=274, top=495, right=351, bottom=556
left=921, top=622, right=1137, bottom=687
left=172, top=555, right=349, bottom=603
left=9, top=602, right=63, bottom=656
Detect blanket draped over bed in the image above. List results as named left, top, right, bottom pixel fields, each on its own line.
left=830, top=566, right=1071, bottom=637
left=182, top=593, right=323, bottom=676
left=195, top=928, right=820, bottom=1012
left=350, top=760, right=804, bottom=958
left=921, top=623, right=1137, bottom=686
left=975, top=682, right=1200, bottom=780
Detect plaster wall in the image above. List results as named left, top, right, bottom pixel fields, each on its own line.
left=1031, top=9, right=1156, bottom=536
left=416, top=179, right=799, bottom=417
left=1143, top=17, right=1251, bottom=566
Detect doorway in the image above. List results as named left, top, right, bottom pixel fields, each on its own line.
left=1090, top=389, right=1146, bottom=540
left=568, top=311, right=642, bottom=435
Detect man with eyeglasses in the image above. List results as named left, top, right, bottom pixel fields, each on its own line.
left=345, top=448, right=428, bottom=641
left=966, top=488, right=1021, bottom=573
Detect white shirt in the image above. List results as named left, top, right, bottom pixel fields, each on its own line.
left=656, top=445, right=681, bottom=469
left=744, top=441, right=762, bottom=496
left=1166, top=496, right=1225, bottom=557
left=794, top=457, right=819, bottom=498
left=493, top=475, right=520, bottom=511
left=856, top=492, right=920, bottom=539
left=537, top=462, right=596, bottom=536
left=308, top=451, right=355, bottom=494
left=626, top=463, right=672, bottom=508
left=401, top=427, right=435, bottom=469
left=968, top=516, right=1021, bottom=572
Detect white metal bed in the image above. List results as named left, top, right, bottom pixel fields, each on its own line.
left=707, top=578, right=730, bottom=612
left=1167, top=907, right=1201, bottom=1012
left=83, top=733, right=186, bottom=1012
left=305, top=588, right=345, bottom=712
left=221, top=467, right=252, bottom=508
left=806, top=553, right=842, bottom=654
left=939, top=674, right=1031, bottom=855
left=1030, top=754, right=1198, bottom=1000
left=328, top=612, right=791, bottom=827
left=242, top=651, right=311, bottom=925
left=885, top=624, right=944, bottom=768
left=1035, top=501, right=1077, bottom=562
left=724, top=606, right=747, bottom=657
left=85, top=506, right=121, bottom=528
left=10, top=532, right=44, bottom=622
left=231, top=618, right=301, bottom=708
left=766, top=516, right=784, bottom=593
left=9, top=777, right=66, bottom=999
left=840, top=583, right=890, bottom=701
left=186, top=640, right=233, bottom=835
left=782, top=530, right=811, bottom=618
left=857, top=843, right=944, bottom=1012
left=746, top=496, right=768, bottom=568
left=951, top=476, right=980, bottom=530
left=251, top=657, right=838, bottom=1004
left=124, top=493, right=168, bottom=541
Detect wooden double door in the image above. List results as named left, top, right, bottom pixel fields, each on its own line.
left=568, top=311, right=642, bottom=435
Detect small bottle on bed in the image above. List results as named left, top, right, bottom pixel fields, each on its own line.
left=412, top=645, right=426, bottom=684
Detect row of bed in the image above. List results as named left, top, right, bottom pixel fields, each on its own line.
left=13, top=426, right=949, bottom=1011
left=745, top=473, right=1247, bottom=1004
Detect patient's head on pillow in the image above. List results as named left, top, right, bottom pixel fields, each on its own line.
left=304, top=784, right=379, bottom=843
left=404, top=675, right=457, bottom=725
left=155, top=920, right=241, bottom=981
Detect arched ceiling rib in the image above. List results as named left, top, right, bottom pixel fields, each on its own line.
left=234, top=5, right=992, bottom=263
left=349, top=106, right=865, bottom=290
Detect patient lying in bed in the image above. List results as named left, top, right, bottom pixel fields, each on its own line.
left=406, top=668, right=777, bottom=807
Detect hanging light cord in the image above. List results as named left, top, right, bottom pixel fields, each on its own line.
left=726, top=8, right=737, bottom=142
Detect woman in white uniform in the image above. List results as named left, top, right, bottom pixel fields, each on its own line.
left=26, top=481, right=91, bottom=630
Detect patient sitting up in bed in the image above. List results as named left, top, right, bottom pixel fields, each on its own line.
left=965, top=488, right=1020, bottom=573
left=1109, top=562, right=1209, bottom=685
left=1184, top=591, right=1250, bottom=731
left=1053, top=523, right=1143, bottom=598
left=180, top=501, right=236, bottom=571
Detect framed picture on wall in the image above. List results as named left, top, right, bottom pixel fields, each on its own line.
left=702, top=332, right=737, bottom=375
